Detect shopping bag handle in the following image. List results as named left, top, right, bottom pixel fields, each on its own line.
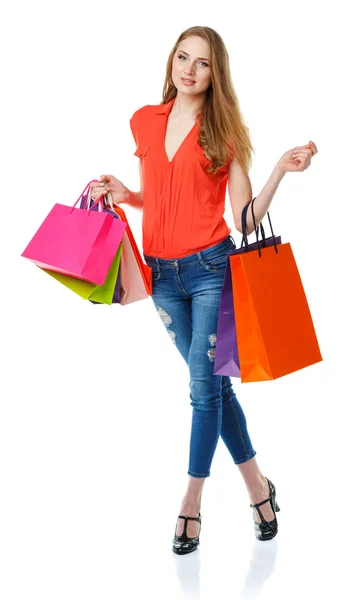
left=241, top=198, right=278, bottom=257
left=251, top=198, right=279, bottom=257
left=105, top=191, right=123, bottom=216
left=241, top=198, right=266, bottom=249
left=83, top=187, right=122, bottom=219
left=70, top=180, right=105, bottom=214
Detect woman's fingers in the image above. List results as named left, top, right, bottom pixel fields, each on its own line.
left=308, top=140, right=318, bottom=154
left=91, top=181, right=108, bottom=189
left=90, top=187, right=108, bottom=199
left=293, top=150, right=312, bottom=158
left=293, top=152, right=312, bottom=171
left=293, top=141, right=318, bottom=156
left=91, top=182, right=108, bottom=192
left=293, top=146, right=311, bottom=153
left=91, top=176, right=113, bottom=198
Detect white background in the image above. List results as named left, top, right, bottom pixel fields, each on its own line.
left=1, top=1, right=348, bottom=599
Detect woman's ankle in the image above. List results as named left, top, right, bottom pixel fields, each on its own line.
left=180, top=497, right=201, bottom=512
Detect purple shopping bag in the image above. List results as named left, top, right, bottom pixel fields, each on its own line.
left=213, top=200, right=282, bottom=376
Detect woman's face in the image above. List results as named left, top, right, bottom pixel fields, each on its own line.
left=171, top=35, right=212, bottom=96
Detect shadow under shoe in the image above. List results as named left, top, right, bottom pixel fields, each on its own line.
left=172, top=513, right=201, bottom=555
left=250, top=477, right=281, bottom=541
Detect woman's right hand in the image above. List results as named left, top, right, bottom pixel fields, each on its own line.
left=90, top=175, right=128, bottom=206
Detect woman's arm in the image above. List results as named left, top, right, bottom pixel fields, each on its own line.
left=122, top=190, right=143, bottom=211
left=246, top=165, right=285, bottom=235
left=120, top=161, right=144, bottom=212
left=227, top=157, right=285, bottom=235
left=228, top=140, right=317, bottom=235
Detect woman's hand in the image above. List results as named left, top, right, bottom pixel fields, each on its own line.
left=277, top=140, right=318, bottom=174
left=90, top=175, right=128, bottom=206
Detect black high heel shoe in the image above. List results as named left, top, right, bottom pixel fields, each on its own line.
left=172, top=513, right=201, bottom=555
left=250, top=477, right=280, bottom=541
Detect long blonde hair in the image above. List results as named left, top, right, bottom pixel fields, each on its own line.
left=161, top=26, right=255, bottom=175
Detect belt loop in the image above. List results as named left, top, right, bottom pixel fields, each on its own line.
left=197, top=251, right=205, bottom=267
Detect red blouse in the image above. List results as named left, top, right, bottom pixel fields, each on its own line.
left=130, top=97, right=234, bottom=259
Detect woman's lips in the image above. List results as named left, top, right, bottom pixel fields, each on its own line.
left=181, top=78, right=195, bottom=86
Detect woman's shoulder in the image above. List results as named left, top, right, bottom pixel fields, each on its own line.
left=130, top=104, right=160, bottom=122
left=129, top=104, right=161, bottom=146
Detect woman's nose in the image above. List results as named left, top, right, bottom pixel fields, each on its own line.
left=184, top=65, right=195, bottom=76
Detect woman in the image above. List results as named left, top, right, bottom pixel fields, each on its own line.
left=90, top=26, right=317, bottom=555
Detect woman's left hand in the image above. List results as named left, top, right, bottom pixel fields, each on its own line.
left=277, top=140, right=318, bottom=173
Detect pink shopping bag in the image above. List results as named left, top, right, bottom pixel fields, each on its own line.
left=21, top=180, right=127, bottom=285
left=119, top=221, right=151, bottom=305
left=112, top=203, right=152, bottom=298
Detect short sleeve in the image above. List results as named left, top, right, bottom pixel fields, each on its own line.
left=129, top=112, right=139, bottom=147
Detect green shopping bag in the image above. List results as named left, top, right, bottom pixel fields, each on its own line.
left=41, top=242, right=122, bottom=304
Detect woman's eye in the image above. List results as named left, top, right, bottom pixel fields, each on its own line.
left=178, top=54, right=209, bottom=67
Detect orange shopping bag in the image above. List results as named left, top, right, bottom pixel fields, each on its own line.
left=230, top=200, right=322, bottom=383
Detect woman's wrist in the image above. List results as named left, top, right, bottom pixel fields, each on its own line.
left=274, top=161, right=287, bottom=179
left=111, top=186, right=129, bottom=207
left=122, top=185, right=130, bottom=201
left=122, top=188, right=143, bottom=211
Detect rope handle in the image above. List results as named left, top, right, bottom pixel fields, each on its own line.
left=69, top=179, right=105, bottom=214
left=241, top=198, right=278, bottom=257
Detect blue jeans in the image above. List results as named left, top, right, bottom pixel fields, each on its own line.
left=143, top=235, right=256, bottom=478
